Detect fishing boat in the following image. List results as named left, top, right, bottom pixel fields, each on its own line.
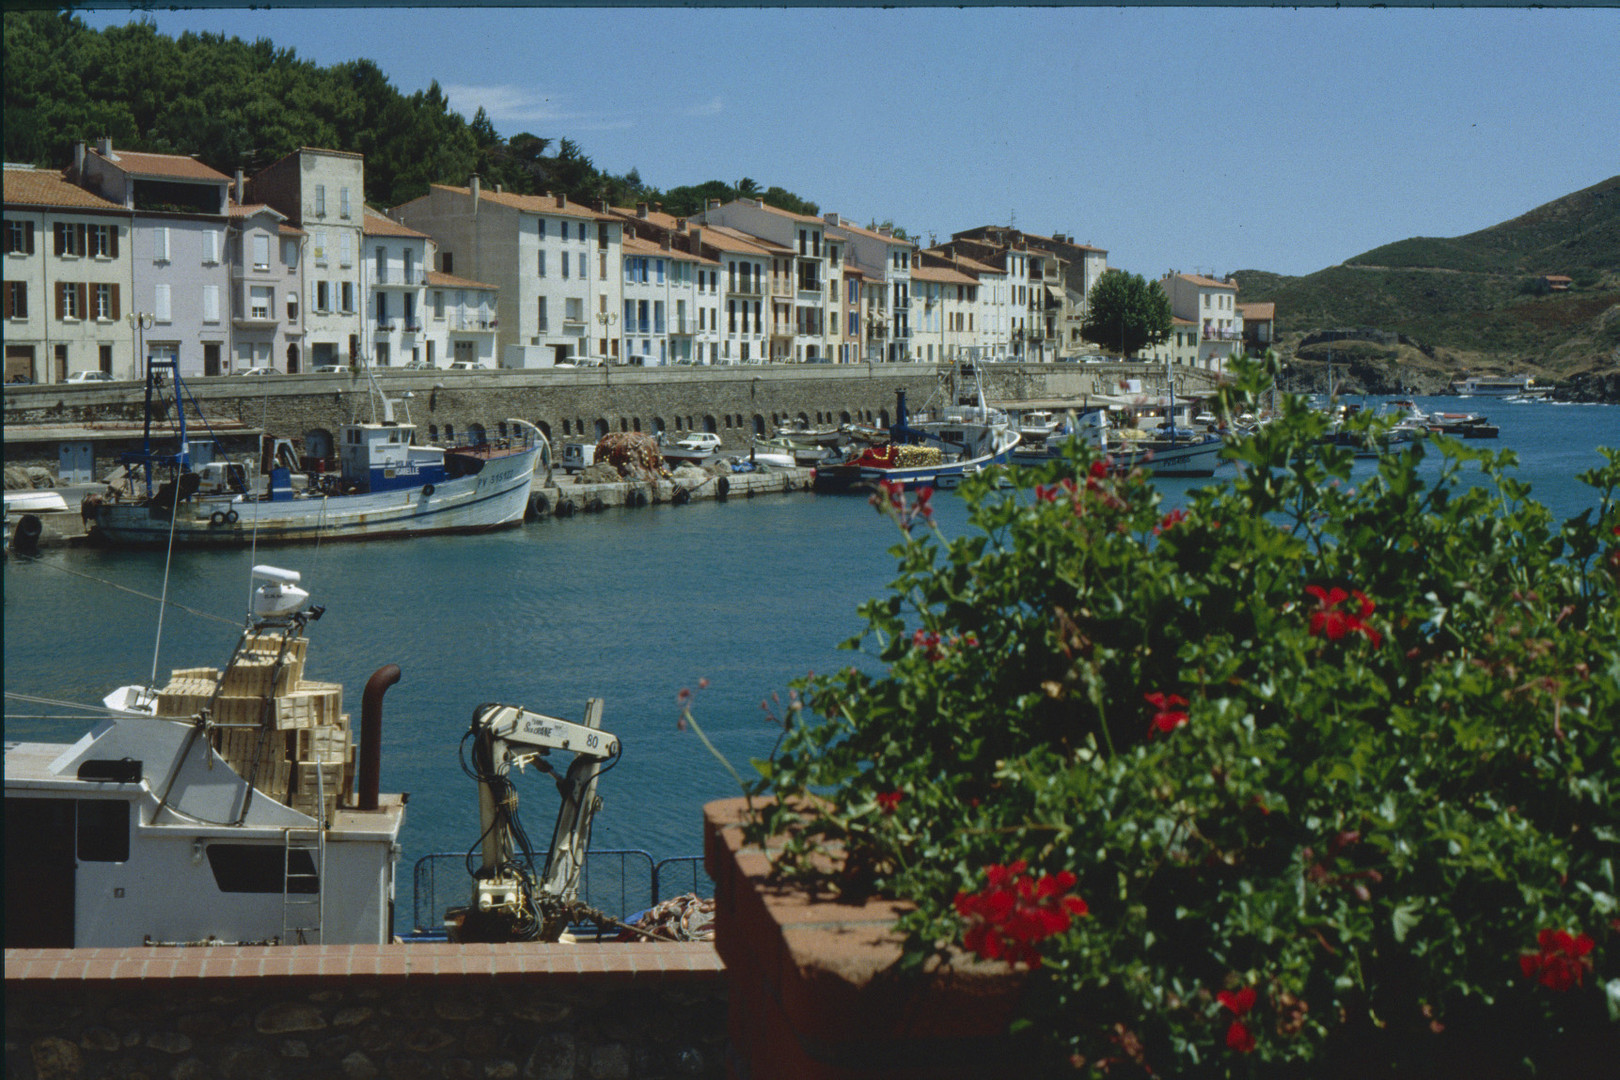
left=1452, top=374, right=1536, bottom=398
left=85, top=357, right=544, bottom=546
left=3, top=565, right=407, bottom=947
left=1426, top=411, right=1500, bottom=438
left=812, top=386, right=1020, bottom=493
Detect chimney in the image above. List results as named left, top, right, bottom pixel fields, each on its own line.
left=97, top=136, right=114, bottom=157
left=878, top=225, right=892, bottom=237
left=661, top=234, right=672, bottom=251
left=555, top=193, right=566, bottom=209
left=708, top=199, right=721, bottom=211
left=73, top=142, right=86, bottom=179
left=234, top=168, right=244, bottom=205
left=689, top=227, right=702, bottom=250
left=469, top=174, right=480, bottom=211
left=675, top=218, right=687, bottom=232
left=637, top=202, right=649, bottom=218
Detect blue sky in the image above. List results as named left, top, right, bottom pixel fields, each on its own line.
left=78, top=7, right=1620, bottom=279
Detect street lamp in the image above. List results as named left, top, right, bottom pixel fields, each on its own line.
left=127, top=312, right=154, bottom=380
left=596, top=311, right=618, bottom=364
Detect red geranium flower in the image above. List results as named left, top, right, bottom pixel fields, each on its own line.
left=1154, top=508, right=1187, bottom=535
left=1520, top=928, right=1595, bottom=991
left=1305, top=584, right=1382, bottom=647
left=954, top=862, right=1088, bottom=968
left=875, top=790, right=903, bottom=815
left=1217, top=985, right=1259, bottom=1053
left=1225, top=1020, right=1256, bottom=1053
left=1145, top=691, right=1190, bottom=736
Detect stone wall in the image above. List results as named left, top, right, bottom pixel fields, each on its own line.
left=5, top=942, right=726, bottom=1080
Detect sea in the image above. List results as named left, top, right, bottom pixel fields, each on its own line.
left=4, top=395, right=1615, bottom=934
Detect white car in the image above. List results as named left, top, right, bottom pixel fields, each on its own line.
left=236, top=366, right=279, bottom=376
left=446, top=361, right=483, bottom=371
left=66, top=370, right=113, bottom=383
left=313, top=364, right=348, bottom=374
left=675, top=432, right=723, bottom=453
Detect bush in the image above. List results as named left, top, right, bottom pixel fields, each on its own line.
left=748, top=357, right=1620, bottom=1077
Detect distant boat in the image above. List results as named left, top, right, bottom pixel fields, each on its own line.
left=814, top=381, right=1020, bottom=493
left=1452, top=374, right=1536, bottom=397
left=87, top=358, right=542, bottom=547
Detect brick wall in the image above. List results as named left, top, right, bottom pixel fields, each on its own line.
left=5, top=942, right=726, bottom=1080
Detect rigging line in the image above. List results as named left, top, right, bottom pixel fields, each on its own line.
left=150, top=472, right=184, bottom=688
left=246, top=389, right=272, bottom=616
left=35, top=561, right=238, bottom=626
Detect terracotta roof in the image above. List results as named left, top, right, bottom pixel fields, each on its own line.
left=278, top=224, right=305, bottom=237
left=1238, top=302, right=1274, bottom=320
left=921, top=249, right=1003, bottom=277
left=259, top=146, right=364, bottom=173
left=1173, top=317, right=1197, bottom=326
left=363, top=207, right=428, bottom=239
left=910, top=264, right=977, bottom=286
left=698, top=224, right=787, bottom=256
left=1173, top=273, right=1237, bottom=291
left=1022, top=231, right=1106, bottom=254
left=427, top=269, right=496, bottom=291
left=826, top=218, right=918, bottom=248
left=712, top=198, right=824, bottom=226
left=428, top=184, right=611, bottom=221
left=89, top=148, right=229, bottom=183
left=2, top=167, right=126, bottom=212
left=227, top=201, right=286, bottom=221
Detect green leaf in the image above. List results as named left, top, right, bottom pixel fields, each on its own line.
left=1392, top=899, right=1424, bottom=943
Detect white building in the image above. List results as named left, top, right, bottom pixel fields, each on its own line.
left=692, top=223, right=782, bottom=365
left=694, top=199, right=834, bottom=363
left=225, top=200, right=304, bottom=375
left=1162, top=272, right=1243, bottom=373
left=362, top=208, right=430, bottom=368
left=822, top=215, right=916, bottom=363
left=909, top=261, right=979, bottom=365
left=246, top=147, right=366, bottom=369
left=390, top=181, right=623, bottom=366
left=619, top=233, right=713, bottom=366
left=2, top=165, right=131, bottom=383
left=426, top=270, right=499, bottom=369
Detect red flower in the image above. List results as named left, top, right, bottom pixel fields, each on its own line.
left=1521, top=928, right=1595, bottom=991
left=1144, top=691, right=1190, bottom=736
left=912, top=629, right=943, bottom=661
left=954, top=862, right=1088, bottom=968
left=1154, top=508, right=1187, bottom=535
left=876, top=790, right=903, bottom=815
left=1305, top=584, right=1382, bottom=647
left=1225, top=1020, right=1256, bottom=1053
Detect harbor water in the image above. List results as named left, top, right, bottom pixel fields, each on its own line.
left=4, top=396, right=1615, bottom=935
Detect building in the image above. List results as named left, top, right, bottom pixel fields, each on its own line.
left=821, top=215, right=915, bottom=363
left=247, top=147, right=366, bottom=369
left=426, top=270, right=499, bottom=369
left=620, top=232, right=713, bottom=366
left=390, top=181, right=623, bottom=366
left=1162, top=272, right=1243, bottom=372
left=1238, top=302, right=1274, bottom=357
left=694, top=222, right=787, bottom=365
left=908, top=260, right=978, bottom=365
left=693, top=199, right=835, bottom=363
left=926, top=242, right=1024, bottom=361
left=3, top=164, right=132, bottom=384
left=362, top=208, right=431, bottom=368
left=224, top=198, right=304, bottom=374
left=946, top=227, right=1109, bottom=361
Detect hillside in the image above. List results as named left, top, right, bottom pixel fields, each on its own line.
left=1234, top=176, right=1620, bottom=387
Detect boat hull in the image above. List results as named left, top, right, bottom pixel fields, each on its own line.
left=1110, top=436, right=1223, bottom=478
left=93, top=444, right=540, bottom=546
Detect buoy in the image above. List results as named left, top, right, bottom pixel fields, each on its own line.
left=225, top=509, right=239, bottom=525
left=210, top=510, right=227, bottom=527
left=11, top=514, right=43, bottom=555
left=528, top=492, right=550, bottom=518
left=422, top=483, right=436, bottom=497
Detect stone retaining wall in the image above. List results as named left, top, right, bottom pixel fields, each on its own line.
left=5, top=942, right=726, bottom=1080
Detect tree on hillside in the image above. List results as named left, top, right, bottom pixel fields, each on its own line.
left=867, top=219, right=910, bottom=241
left=762, top=186, right=818, bottom=217
left=1081, top=271, right=1172, bottom=359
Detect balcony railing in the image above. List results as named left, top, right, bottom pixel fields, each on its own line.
left=1201, top=328, right=1241, bottom=341
left=374, top=267, right=426, bottom=286
left=402, top=318, right=422, bottom=334
left=452, top=316, right=498, bottom=332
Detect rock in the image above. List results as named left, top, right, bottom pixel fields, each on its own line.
left=434, top=998, right=485, bottom=1022
left=220, top=1044, right=279, bottom=1080
left=587, top=1044, right=631, bottom=1080
left=342, top=1050, right=379, bottom=1079
left=26, top=466, right=56, bottom=489
left=403, top=1027, right=456, bottom=1054
left=484, top=1062, right=519, bottom=1079
left=381, top=1055, right=436, bottom=1080
left=5, top=466, right=33, bottom=490
left=332, top=1007, right=375, bottom=1028
left=254, top=1001, right=327, bottom=1035
left=79, top=1028, right=121, bottom=1053
left=510, top=1000, right=572, bottom=1026
left=355, top=1023, right=394, bottom=1052
left=281, top=1039, right=310, bottom=1058
left=30, top=1036, right=82, bottom=1080
left=144, top=1032, right=194, bottom=1055
left=169, top=1058, right=210, bottom=1080
left=523, top=1032, right=575, bottom=1080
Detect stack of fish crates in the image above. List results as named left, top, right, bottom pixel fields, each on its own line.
left=152, top=631, right=356, bottom=822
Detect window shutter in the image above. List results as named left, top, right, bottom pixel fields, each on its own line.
left=108, top=226, right=119, bottom=258
left=155, top=283, right=171, bottom=322
left=340, top=232, right=352, bottom=266
left=75, top=223, right=87, bottom=255
left=76, top=283, right=88, bottom=318
left=56, top=282, right=66, bottom=319
left=156, top=227, right=170, bottom=261
left=54, top=223, right=65, bottom=256
left=23, top=221, right=34, bottom=254
left=203, top=285, right=219, bottom=322
left=3, top=285, right=12, bottom=320
left=111, top=284, right=121, bottom=321
left=206, top=230, right=219, bottom=263
left=253, top=234, right=269, bottom=268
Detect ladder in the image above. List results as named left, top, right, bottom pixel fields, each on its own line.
left=282, top=764, right=328, bottom=944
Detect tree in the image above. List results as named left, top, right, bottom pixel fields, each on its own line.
left=1081, top=270, right=1172, bottom=359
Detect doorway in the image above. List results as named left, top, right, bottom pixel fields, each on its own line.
left=204, top=343, right=221, bottom=377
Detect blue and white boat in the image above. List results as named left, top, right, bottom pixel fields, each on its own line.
left=812, top=385, right=1020, bottom=493
left=88, top=358, right=543, bottom=547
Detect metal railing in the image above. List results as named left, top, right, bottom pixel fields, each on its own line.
left=410, top=850, right=712, bottom=937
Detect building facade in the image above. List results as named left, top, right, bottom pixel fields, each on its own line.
left=1163, top=273, right=1243, bottom=372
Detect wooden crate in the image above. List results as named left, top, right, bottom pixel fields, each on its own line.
left=169, top=666, right=221, bottom=683
left=220, top=654, right=304, bottom=697
left=295, top=726, right=350, bottom=764
left=241, top=632, right=308, bottom=663
left=154, top=679, right=217, bottom=719
left=290, top=761, right=343, bottom=821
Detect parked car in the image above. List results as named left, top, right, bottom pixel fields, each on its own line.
left=313, top=364, right=348, bottom=374
left=560, top=443, right=597, bottom=474
left=66, top=370, right=114, bottom=383
left=403, top=358, right=435, bottom=370
left=237, top=366, right=279, bottom=376
left=446, top=361, right=483, bottom=371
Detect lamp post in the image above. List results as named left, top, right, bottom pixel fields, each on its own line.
left=596, top=311, right=618, bottom=364
left=127, top=312, right=154, bottom=380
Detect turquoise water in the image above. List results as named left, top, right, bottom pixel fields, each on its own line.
left=4, top=397, right=1614, bottom=932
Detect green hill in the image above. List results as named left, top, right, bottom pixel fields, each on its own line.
left=1234, top=176, right=1620, bottom=379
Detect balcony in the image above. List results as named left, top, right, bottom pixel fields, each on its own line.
left=373, top=267, right=426, bottom=286
left=1201, top=327, right=1241, bottom=342
left=232, top=310, right=277, bottom=329
left=452, top=315, right=498, bottom=332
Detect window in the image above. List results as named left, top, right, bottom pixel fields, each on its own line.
left=654, top=300, right=665, bottom=334
left=433, top=291, right=445, bottom=319
left=624, top=298, right=635, bottom=327
left=252, top=234, right=270, bottom=270
left=537, top=296, right=548, bottom=331
left=314, top=185, right=326, bottom=217
left=90, top=282, right=117, bottom=320
left=77, top=800, right=129, bottom=863
left=315, top=280, right=330, bottom=312
left=538, top=250, right=547, bottom=277
left=565, top=297, right=583, bottom=322
left=4, top=281, right=27, bottom=320
left=577, top=253, right=586, bottom=279
left=656, top=259, right=665, bottom=285
left=375, top=246, right=386, bottom=282
left=537, top=218, right=546, bottom=240
left=286, top=291, right=297, bottom=321
left=56, top=282, right=84, bottom=320
left=155, top=283, right=172, bottom=322
left=340, top=232, right=353, bottom=267
left=206, top=843, right=316, bottom=894
left=599, top=252, right=607, bottom=279
left=638, top=299, right=649, bottom=333
left=340, top=187, right=351, bottom=218
left=728, top=300, right=736, bottom=334
left=88, top=224, right=118, bottom=259
left=313, top=229, right=327, bottom=264
left=577, top=222, right=586, bottom=242
left=562, top=250, right=569, bottom=278
left=250, top=286, right=272, bottom=320
left=283, top=239, right=298, bottom=269
left=340, top=281, right=354, bottom=313
left=54, top=222, right=87, bottom=257
left=4, top=220, right=34, bottom=255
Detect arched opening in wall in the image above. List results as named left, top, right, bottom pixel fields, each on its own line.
left=444, top=423, right=456, bottom=443
left=594, top=418, right=609, bottom=440
left=467, top=423, right=487, bottom=446
left=620, top=418, right=629, bottom=433
left=537, top=421, right=552, bottom=445
left=562, top=419, right=571, bottom=436
left=797, top=412, right=810, bottom=426
left=840, top=411, right=851, bottom=424
left=865, top=410, right=875, bottom=424
left=287, top=344, right=300, bottom=374
left=770, top=412, right=780, bottom=427
left=428, top=424, right=439, bottom=442
left=753, top=414, right=766, bottom=436
left=877, top=411, right=889, bottom=428
left=302, top=428, right=334, bottom=469
left=703, top=415, right=717, bottom=434
left=497, top=421, right=508, bottom=440
left=652, top=417, right=665, bottom=435
left=674, top=416, right=684, bottom=432
left=632, top=418, right=641, bottom=433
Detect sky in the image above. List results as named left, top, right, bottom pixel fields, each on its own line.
left=75, top=7, right=1620, bottom=280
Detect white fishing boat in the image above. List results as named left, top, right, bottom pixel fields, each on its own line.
left=3, top=566, right=406, bottom=947
left=86, top=358, right=543, bottom=547
left=813, top=385, right=1020, bottom=493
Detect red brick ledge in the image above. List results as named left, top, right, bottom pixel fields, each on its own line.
left=4, top=940, right=723, bottom=984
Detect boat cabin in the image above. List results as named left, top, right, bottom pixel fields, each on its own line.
left=338, top=422, right=448, bottom=494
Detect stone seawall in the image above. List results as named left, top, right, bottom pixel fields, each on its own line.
left=2, top=363, right=1221, bottom=475
left=5, top=942, right=726, bottom=1080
